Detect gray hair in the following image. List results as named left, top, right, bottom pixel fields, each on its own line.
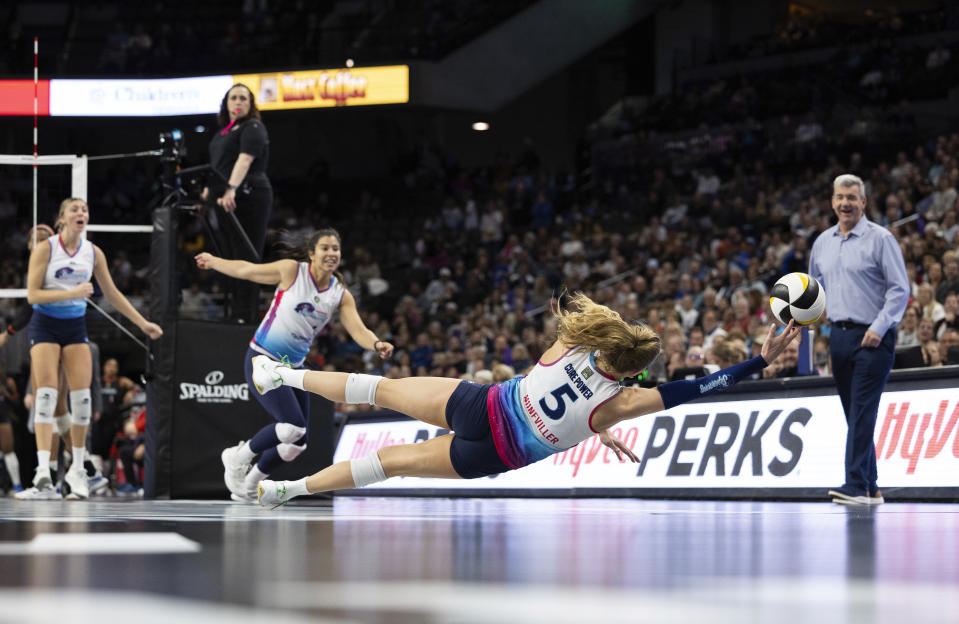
left=833, top=173, right=866, bottom=198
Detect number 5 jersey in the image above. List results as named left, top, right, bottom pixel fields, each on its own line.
left=486, top=346, right=622, bottom=469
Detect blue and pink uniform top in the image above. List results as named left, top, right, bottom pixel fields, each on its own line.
left=486, top=346, right=623, bottom=469
left=250, top=262, right=344, bottom=366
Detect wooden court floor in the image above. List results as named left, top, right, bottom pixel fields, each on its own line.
left=1, top=497, right=957, bottom=623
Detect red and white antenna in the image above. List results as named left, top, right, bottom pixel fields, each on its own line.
left=33, top=37, right=38, bottom=250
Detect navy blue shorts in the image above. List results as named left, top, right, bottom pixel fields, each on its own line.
left=446, top=380, right=510, bottom=479
left=28, top=311, right=88, bottom=347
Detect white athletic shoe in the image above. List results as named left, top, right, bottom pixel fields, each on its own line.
left=221, top=442, right=251, bottom=497
left=251, top=355, right=286, bottom=395
left=88, top=474, right=110, bottom=497
left=257, top=479, right=294, bottom=507
left=15, top=468, right=61, bottom=500
left=64, top=466, right=89, bottom=500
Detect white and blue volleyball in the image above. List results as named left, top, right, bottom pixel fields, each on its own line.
left=769, top=272, right=825, bottom=325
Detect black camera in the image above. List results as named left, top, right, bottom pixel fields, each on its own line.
left=159, top=129, right=185, bottom=164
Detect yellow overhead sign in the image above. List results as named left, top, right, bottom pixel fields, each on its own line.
left=233, top=65, right=409, bottom=109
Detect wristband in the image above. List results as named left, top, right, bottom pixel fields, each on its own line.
left=373, top=340, right=382, bottom=351
left=228, top=184, right=238, bottom=191
left=657, top=356, right=767, bottom=410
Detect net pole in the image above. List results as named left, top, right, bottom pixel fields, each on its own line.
left=33, top=37, right=38, bottom=250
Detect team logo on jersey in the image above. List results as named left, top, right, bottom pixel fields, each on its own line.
left=294, top=301, right=328, bottom=322
left=291, top=332, right=312, bottom=344
left=54, top=266, right=75, bottom=279
left=580, top=368, right=593, bottom=381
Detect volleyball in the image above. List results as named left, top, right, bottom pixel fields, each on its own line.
left=769, top=272, right=825, bottom=325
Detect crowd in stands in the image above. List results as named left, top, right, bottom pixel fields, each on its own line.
left=714, top=5, right=957, bottom=65
left=0, top=0, right=534, bottom=77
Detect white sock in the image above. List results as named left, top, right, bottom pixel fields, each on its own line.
left=90, top=454, right=104, bottom=476
left=243, top=464, right=268, bottom=490
left=37, top=450, right=51, bottom=472
left=277, top=368, right=307, bottom=390
left=284, top=477, right=310, bottom=498
left=72, top=446, right=85, bottom=471
left=4, top=452, right=20, bottom=486
left=237, top=442, right=256, bottom=465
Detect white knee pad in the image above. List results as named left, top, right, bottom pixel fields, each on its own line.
left=70, top=389, right=92, bottom=426
left=34, top=387, right=58, bottom=425
left=55, top=413, right=71, bottom=436
left=350, top=451, right=387, bottom=488
left=277, top=443, right=306, bottom=462
left=344, top=373, right=383, bottom=406
left=275, top=422, right=306, bottom=444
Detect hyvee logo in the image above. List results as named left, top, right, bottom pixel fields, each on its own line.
left=552, top=407, right=811, bottom=478
left=179, top=370, right=249, bottom=403
left=877, top=400, right=959, bottom=473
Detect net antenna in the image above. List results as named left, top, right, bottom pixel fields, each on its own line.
left=33, top=37, right=37, bottom=251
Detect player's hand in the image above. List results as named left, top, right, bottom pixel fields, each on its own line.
left=375, top=340, right=394, bottom=360
left=761, top=320, right=800, bottom=363
left=141, top=322, right=163, bottom=340
left=74, top=282, right=95, bottom=299
left=599, top=430, right=639, bottom=463
left=195, top=252, right=217, bottom=270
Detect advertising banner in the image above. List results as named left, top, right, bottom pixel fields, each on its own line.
left=49, top=75, right=234, bottom=116
left=333, top=387, right=959, bottom=494
left=11, top=66, right=408, bottom=116
left=0, top=80, right=51, bottom=115
left=233, top=65, right=409, bottom=110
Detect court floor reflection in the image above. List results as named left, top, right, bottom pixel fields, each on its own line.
left=0, top=497, right=956, bottom=623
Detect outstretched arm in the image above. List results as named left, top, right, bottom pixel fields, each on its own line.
left=601, top=321, right=800, bottom=436
left=195, top=253, right=296, bottom=287
left=339, top=290, right=394, bottom=359
left=92, top=247, right=163, bottom=339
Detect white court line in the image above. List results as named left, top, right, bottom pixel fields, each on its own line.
left=4, top=514, right=468, bottom=524
left=259, top=578, right=959, bottom=624
left=0, top=589, right=353, bottom=624
left=87, top=224, right=153, bottom=233
left=0, top=532, right=200, bottom=555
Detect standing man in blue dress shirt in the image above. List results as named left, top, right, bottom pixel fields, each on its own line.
left=809, top=173, right=909, bottom=506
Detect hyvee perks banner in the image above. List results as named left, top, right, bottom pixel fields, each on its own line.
left=233, top=65, right=409, bottom=110
left=333, top=388, right=959, bottom=490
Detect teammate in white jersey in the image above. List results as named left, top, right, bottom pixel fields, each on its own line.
left=195, top=228, right=394, bottom=501
left=19, top=198, right=162, bottom=501
left=253, top=293, right=800, bottom=506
